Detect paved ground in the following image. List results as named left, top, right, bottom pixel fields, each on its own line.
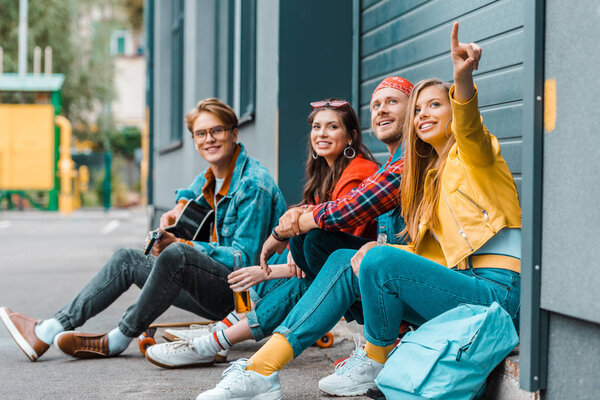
left=0, top=208, right=364, bottom=400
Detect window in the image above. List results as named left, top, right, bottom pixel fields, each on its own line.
left=110, top=30, right=128, bottom=56
left=168, top=0, right=184, bottom=146
left=232, top=0, right=256, bottom=124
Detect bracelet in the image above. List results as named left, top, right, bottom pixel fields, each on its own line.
left=271, top=227, right=287, bottom=242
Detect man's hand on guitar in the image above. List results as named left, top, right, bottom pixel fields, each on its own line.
left=151, top=229, right=177, bottom=256
left=159, top=203, right=185, bottom=228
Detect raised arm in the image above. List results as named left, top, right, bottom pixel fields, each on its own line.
left=451, top=21, right=481, bottom=102
left=449, top=22, right=496, bottom=167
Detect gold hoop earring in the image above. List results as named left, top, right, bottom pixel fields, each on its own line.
left=445, top=118, right=453, bottom=138
left=415, top=143, right=433, bottom=158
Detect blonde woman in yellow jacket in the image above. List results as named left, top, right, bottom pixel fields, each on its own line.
left=329, top=22, right=522, bottom=395
left=195, top=23, right=521, bottom=399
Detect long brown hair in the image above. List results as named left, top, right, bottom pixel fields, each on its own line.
left=301, top=99, right=377, bottom=205
left=400, top=79, right=455, bottom=243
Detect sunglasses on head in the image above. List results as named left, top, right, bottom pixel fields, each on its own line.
left=310, top=100, right=349, bottom=109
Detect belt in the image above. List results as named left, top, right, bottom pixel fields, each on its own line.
left=456, top=254, right=521, bottom=274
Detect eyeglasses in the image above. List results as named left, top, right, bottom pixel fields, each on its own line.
left=192, top=126, right=232, bottom=142
left=310, top=100, right=349, bottom=109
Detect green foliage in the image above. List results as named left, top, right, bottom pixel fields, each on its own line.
left=0, top=0, right=144, bottom=148
left=109, top=126, right=141, bottom=159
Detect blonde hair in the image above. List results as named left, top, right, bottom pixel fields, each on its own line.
left=185, top=98, right=238, bottom=134
left=400, top=78, right=454, bottom=243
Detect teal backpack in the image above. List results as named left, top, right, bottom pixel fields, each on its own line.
left=375, top=302, right=518, bottom=400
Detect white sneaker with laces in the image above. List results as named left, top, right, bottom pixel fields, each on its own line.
left=196, top=359, right=283, bottom=400
left=145, top=339, right=214, bottom=369
left=318, top=335, right=383, bottom=396
left=163, top=323, right=228, bottom=362
left=163, top=322, right=220, bottom=341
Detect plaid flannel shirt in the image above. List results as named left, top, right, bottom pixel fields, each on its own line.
left=312, top=155, right=403, bottom=231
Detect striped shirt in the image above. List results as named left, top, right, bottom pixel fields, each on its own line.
left=312, top=155, right=404, bottom=231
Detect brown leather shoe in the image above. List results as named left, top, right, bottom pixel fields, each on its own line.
left=55, top=331, right=111, bottom=358
left=0, top=307, right=50, bottom=361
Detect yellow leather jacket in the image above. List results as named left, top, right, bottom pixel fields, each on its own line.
left=392, top=84, right=521, bottom=269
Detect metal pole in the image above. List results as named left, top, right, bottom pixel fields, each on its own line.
left=18, top=0, right=28, bottom=79
left=44, top=46, right=52, bottom=76
left=33, top=46, right=41, bottom=75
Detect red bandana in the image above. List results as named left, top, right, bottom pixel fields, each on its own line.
left=372, top=76, right=414, bottom=98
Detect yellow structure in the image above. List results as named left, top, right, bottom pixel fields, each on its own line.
left=0, top=104, right=55, bottom=190
left=55, top=115, right=76, bottom=214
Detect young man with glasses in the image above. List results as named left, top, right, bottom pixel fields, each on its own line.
left=0, top=98, right=286, bottom=362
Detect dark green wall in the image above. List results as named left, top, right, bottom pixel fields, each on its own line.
left=278, top=0, right=354, bottom=205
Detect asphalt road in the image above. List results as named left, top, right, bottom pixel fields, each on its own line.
left=0, top=208, right=364, bottom=400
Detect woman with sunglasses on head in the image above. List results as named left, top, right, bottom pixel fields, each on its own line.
left=143, top=98, right=380, bottom=369
left=195, top=22, right=521, bottom=399
left=0, top=98, right=287, bottom=362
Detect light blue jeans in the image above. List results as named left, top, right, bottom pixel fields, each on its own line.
left=274, top=247, right=519, bottom=357
left=359, top=246, right=520, bottom=346
left=247, top=229, right=368, bottom=340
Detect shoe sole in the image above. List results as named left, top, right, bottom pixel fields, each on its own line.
left=318, top=382, right=376, bottom=397
left=0, top=307, right=39, bottom=361
left=254, top=391, right=283, bottom=400
left=145, top=350, right=214, bottom=369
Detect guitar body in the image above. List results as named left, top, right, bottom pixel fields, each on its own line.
left=165, top=201, right=214, bottom=242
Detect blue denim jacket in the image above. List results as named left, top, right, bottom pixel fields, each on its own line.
left=174, top=144, right=286, bottom=269
left=376, top=145, right=406, bottom=245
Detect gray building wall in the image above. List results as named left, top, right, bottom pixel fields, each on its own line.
left=541, top=0, right=600, bottom=398
left=357, top=0, right=524, bottom=187
left=149, top=1, right=600, bottom=397
left=152, top=0, right=280, bottom=213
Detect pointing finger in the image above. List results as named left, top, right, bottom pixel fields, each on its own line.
left=451, top=21, right=459, bottom=51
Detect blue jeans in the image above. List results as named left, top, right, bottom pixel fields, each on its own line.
left=274, top=247, right=520, bottom=357
left=245, top=230, right=369, bottom=341
left=359, top=246, right=520, bottom=346
left=247, top=277, right=311, bottom=341
left=53, top=243, right=235, bottom=337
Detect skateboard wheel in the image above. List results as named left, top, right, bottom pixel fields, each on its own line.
left=138, top=336, right=156, bottom=355
left=315, top=332, right=334, bottom=348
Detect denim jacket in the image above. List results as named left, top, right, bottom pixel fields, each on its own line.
left=174, top=144, right=286, bottom=269
left=376, top=146, right=406, bottom=245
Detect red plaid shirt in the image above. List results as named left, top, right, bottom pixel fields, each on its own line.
left=312, top=155, right=403, bottom=230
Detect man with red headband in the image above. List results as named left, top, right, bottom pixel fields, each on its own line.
left=195, top=76, right=414, bottom=400
left=261, top=76, right=414, bottom=287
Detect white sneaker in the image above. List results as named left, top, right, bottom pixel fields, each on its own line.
left=163, top=322, right=221, bottom=342
left=163, top=323, right=228, bottom=362
left=318, top=335, right=383, bottom=396
left=145, top=339, right=214, bottom=369
left=196, top=359, right=283, bottom=400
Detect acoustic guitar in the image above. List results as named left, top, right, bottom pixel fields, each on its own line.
left=144, top=200, right=214, bottom=255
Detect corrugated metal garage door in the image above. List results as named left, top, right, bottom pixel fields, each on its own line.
left=358, top=0, right=523, bottom=191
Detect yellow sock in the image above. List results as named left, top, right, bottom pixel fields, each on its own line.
left=364, top=341, right=395, bottom=365
left=246, top=333, right=294, bottom=376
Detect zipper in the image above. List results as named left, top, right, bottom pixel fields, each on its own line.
left=456, top=189, right=489, bottom=221
left=456, top=329, right=479, bottom=361
left=442, top=190, right=474, bottom=251
left=456, top=188, right=496, bottom=232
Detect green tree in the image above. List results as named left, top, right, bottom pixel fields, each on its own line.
left=0, top=0, right=139, bottom=147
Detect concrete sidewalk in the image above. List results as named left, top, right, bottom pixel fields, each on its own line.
left=0, top=208, right=362, bottom=400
